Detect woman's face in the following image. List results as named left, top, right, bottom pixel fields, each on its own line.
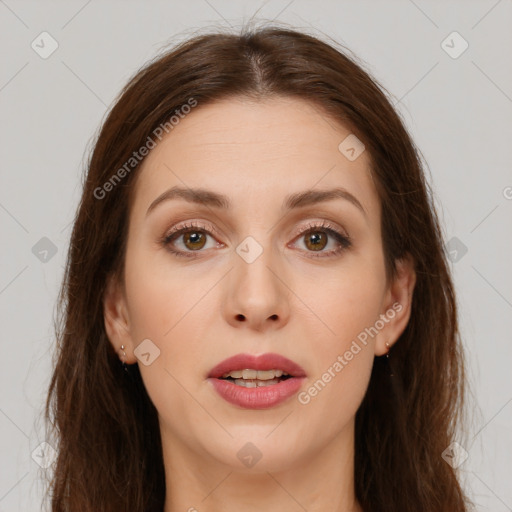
left=105, top=96, right=415, bottom=474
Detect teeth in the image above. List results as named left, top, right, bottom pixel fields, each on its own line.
left=221, top=369, right=288, bottom=380
left=242, top=369, right=257, bottom=379
left=233, top=378, right=281, bottom=387
left=225, top=370, right=244, bottom=379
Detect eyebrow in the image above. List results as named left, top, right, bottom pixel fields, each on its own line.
left=146, top=185, right=367, bottom=218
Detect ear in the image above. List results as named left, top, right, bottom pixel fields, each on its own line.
left=374, top=253, right=417, bottom=356
left=103, top=274, right=136, bottom=364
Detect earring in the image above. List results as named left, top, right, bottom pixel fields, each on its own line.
left=385, top=341, right=394, bottom=377
left=119, top=344, right=128, bottom=373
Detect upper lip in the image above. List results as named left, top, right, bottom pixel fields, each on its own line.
left=208, top=353, right=307, bottom=379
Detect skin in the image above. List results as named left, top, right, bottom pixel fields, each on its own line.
left=104, top=96, right=416, bottom=512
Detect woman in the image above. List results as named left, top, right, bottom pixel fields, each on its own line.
left=44, top=25, right=472, bottom=511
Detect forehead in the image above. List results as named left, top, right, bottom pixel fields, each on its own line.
left=131, top=96, right=379, bottom=222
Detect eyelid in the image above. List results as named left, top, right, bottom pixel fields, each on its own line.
left=164, top=220, right=222, bottom=240
left=293, top=219, right=348, bottom=239
left=163, top=218, right=347, bottom=240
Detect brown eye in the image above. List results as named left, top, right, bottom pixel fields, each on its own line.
left=304, top=231, right=328, bottom=252
left=181, top=231, right=207, bottom=251
left=293, top=222, right=352, bottom=258
left=162, top=222, right=220, bottom=258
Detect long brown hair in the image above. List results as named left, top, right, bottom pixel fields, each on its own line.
left=44, top=24, right=472, bottom=511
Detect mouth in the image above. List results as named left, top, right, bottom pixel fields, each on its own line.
left=207, top=353, right=306, bottom=409
left=219, top=368, right=293, bottom=388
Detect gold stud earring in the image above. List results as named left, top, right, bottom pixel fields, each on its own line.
left=119, top=344, right=128, bottom=372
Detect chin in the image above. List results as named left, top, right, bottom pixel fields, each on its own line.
left=203, top=435, right=303, bottom=474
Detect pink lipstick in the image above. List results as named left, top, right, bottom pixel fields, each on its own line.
left=207, top=353, right=306, bottom=409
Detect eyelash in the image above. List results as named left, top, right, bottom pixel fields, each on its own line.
left=160, top=220, right=352, bottom=259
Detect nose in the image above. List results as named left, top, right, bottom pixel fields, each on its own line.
left=222, top=244, right=291, bottom=332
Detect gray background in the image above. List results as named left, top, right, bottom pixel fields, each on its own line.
left=1, top=0, right=511, bottom=510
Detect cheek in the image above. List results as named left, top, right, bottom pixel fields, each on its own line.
left=300, top=255, right=386, bottom=343
left=293, top=272, right=380, bottom=438
left=295, top=251, right=384, bottom=403
left=123, top=244, right=209, bottom=390
left=295, top=344, right=374, bottom=457
left=122, top=249, right=205, bottom=419
left=123, top=243, right=200, bottom=340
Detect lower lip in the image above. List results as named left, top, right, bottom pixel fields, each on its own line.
left=208, top=377, right=306, bottom=409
